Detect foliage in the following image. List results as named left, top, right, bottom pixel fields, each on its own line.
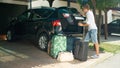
left=77, top=0, right=120, bottom=10
left=89, top=43, right=120, bottom=54
left=96, top=0, right=120, bottom=10
left=77, top=0, right=120, bottom=40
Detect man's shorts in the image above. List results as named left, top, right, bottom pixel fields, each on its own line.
left=84, top=29, right=98, bottom=43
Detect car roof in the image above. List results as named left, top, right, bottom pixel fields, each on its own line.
left=33, top=6, right=55, bottom=10
left=27, top=6, right=79, bottom=13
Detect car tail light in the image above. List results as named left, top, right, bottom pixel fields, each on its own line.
left=52, top=20, right=61, bottom=26
left=63, top=13, right=70, bottom=18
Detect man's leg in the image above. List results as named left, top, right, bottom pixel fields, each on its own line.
left=94, top=42, right=99, bottom=55
left=91, top=29, right=99, bottom=58
left=84, top=31, right=90, bottom=42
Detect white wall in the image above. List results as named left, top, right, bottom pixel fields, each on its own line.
left=112, top=10, right=120, bottom=20
left=107, top=10, right=113, bottom=23
left=31, top=0, right=83, bottom=13
left=0, top=0, right=28, bottom=5
left=29, top=0, right=49, bottom=8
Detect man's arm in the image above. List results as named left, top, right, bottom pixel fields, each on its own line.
left=78, top=23, right=89, bottom=26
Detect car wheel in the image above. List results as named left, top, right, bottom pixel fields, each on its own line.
left=108, top=32, right=111, bottom=36
left=37, top=33, right=49, bottom=51
left=6, top=30, right=14, bottom=41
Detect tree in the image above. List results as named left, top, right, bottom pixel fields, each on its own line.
left=77, top=0, right=120, bottom=43
left=47, top=0, right=54, bottom=7
left=96, top=0, right=120, bottom=40
left=29, top=0, right=32, bottom=9
left=67, top=0, right=70, bottom=7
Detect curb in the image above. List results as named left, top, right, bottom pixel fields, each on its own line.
left=87, top=52, right=113, bottom=68
left=71, top=52, right=113, bottom=68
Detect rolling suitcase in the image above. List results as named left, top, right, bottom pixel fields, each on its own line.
left=74, top=39, right=88, bottom=61
left=50, top=35, right=67, bottom=58
left=67, top=36, right=75, bottom=52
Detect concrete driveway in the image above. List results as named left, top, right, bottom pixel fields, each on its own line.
left=0, top=40, right=57, bottom=68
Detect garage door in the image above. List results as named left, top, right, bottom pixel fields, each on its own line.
left=0, top=3, right=27, bottom=34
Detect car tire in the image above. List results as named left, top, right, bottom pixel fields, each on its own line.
left=37, top=33, right=49, bottom=51
left=6, top=30, right=15, bottom=42
left=108, top=32, right=111, bottom=36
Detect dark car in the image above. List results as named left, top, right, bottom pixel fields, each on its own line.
left=6, top=6, right=85, bottom=50
left=102, top=19, right=120, bottom=35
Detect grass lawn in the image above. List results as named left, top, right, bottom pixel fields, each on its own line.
left=89, top=43, right=120, bottom=54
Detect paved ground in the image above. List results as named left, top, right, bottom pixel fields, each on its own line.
left=0, top=35, right=119, bottom=68
left=101, top=35, right=120, bottom=44
left=0, top=40, right=107, bottom=68
left=93, top=53, right=120, bottom=68
left=0, top=40, right=60, bottom=68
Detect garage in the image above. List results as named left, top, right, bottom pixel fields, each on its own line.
left=0, top=1, right=28, bottom=34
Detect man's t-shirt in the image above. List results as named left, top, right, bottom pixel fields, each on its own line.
left=86, top=10, right=97, bottom=31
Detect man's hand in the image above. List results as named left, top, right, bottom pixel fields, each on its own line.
left=78, top=22, right=89, bottom=26
left=78, top=23, right=83, bottom=26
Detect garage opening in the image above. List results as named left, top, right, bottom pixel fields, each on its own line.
left=0, top=3, right=27, bottom=34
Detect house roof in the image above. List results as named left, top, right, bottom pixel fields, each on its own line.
left=112, top=9, right=120, bottom=17
left=110, top=8, right=120, bottom=11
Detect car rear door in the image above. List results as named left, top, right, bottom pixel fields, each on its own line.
left=24, top=12, right=37, bottom=36
left=26, top=8, right=54, bottom=35
left=15, top=11, right=31, bottom=35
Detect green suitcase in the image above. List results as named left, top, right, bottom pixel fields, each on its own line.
left=50, top=35, right=67, bottom=58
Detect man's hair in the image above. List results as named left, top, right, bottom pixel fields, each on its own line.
left=82, top=4, right=90, bottom=10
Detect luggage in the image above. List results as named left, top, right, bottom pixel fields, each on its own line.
left=47, top=41, right=51, bottom=55
left=57, top=52, right=74, bottom=62
left=67, top=36, right=75, bottom=52
left=74, top=39, right=88, bottom=61
left=50, top=35, right=67, bottom=58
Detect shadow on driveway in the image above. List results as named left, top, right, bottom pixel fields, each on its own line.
left=0, top=40, right=58, bottom=68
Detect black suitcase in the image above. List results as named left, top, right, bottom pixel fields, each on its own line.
left=74, top=39, right=88, bottom=61
left=67, top=36, right=75, bottom=52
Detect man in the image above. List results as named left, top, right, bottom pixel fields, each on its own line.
left=78, top=4, right=99, bottom=59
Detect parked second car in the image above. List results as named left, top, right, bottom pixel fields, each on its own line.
left=6, top=6, right=85, bottom=51
left=101, top=19, right=120, bottom=35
